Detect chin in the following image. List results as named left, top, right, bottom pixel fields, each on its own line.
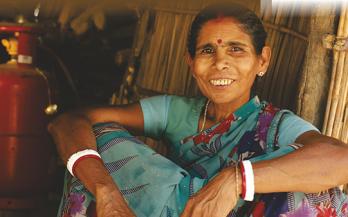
left=209, top=96, right=237, bottom=104
left=209, top=92, right=249, bottom=105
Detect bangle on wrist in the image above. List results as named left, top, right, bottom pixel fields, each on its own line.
left=239, top=160, right=255, bottom=201
left=67, top=149, right=102, bottom=177
left=240, top=161, right=246, bottom=198
left=235, top=164, right=239, bottom=200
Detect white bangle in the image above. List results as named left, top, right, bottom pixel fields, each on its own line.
left=67, top=149, right=101, bottom=177
left=242, top=160, right=255, bottom=201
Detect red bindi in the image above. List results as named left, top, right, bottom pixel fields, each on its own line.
left=217, top=39, right=222, bottom=44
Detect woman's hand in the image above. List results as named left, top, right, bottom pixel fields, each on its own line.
left=181, top=167, right=241, bottom=217
left=95, top=183, right=136, bottom=217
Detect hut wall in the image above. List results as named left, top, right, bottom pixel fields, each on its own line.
left=255, top=4, right=311, bottom=111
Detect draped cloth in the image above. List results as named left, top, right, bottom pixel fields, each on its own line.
left=57, top=99, right=348, bottom=217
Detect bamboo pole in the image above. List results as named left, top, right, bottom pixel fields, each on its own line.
left=333, top=53, right=348, bottom=138
left=323, top=5, right=348, bottom=136
left=322, top=5, right=347, bottom=134
left=332, top=5, right=348, bottom=138
left=322, top=47, right=340, bottom=134
left=342, top=105, right=348, bottom=143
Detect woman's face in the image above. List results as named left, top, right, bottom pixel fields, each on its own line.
left=188, top=17, right=270, bottom=106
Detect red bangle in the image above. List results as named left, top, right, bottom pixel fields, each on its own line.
left=239, top=160, right=254, bottom=201
left=72, top=154, right=104, bottom=177
left=239, top=162, right=246, bottom=199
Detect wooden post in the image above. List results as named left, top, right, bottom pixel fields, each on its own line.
left=296, top=4, right=337, bottom=128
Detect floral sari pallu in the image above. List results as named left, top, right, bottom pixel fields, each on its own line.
left=58, top=100, right=348, bottom=217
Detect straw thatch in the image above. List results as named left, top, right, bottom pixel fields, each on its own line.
left=254, top=3, right=311, bottom=111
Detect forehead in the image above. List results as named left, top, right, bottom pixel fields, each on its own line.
left=197, top=17, right=253, bottom=46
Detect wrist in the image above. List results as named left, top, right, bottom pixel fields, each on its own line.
left=95, top=182, right=130, bottom=208
left=218, top=166, right=242, bottom=197
left=235, top=165, right=242, bottom=197
left=73, top=157, right=114, bottom=195
left=67, top=149, right=102, bottom=176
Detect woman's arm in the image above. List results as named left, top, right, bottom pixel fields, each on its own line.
left=48, top=103, right=144, bottom=164
left=254, top=130, right=348, bottom=193
left=48, top=103, right=144, bottom=217
left=182, top=131, right=348, bottom=217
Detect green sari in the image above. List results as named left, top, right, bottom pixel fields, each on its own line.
left=57, top=97, right=348, bottom=217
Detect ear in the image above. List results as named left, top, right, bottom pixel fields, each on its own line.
left=185, top=52, right=196, bottom=78
left=185, top=51, right=194, bottom=68
left=258, top=46, right=271, bottom=74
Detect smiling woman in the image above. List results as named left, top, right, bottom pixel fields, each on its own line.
left=48, top=2, right=348, bottom=217
left=187, top=17, right=271, bottom=119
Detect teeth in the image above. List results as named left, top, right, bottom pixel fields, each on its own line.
left=209, top=79, right=234, bottom=86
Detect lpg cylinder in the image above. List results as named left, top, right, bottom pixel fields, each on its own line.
left=0, top=23, right=57, bottom=209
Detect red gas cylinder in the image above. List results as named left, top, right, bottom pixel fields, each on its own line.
left=0, top=23, right=57, bottom=209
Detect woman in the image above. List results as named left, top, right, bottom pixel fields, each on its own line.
left=49, top=3, right=348, bottom=217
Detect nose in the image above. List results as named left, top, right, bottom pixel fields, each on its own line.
left=214, top=50, right=230, bottom=71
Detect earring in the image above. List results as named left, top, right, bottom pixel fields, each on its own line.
left=258, top=71, right=265, bottom=77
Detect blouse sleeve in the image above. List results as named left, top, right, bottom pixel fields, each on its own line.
left=277, top=113, right=320, bottom=146
left=139, top=95, right=171, bottom=139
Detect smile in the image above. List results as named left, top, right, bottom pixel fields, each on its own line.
left=209, top=79, right=235, bottom=86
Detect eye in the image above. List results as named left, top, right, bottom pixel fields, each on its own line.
left=198, top=47, right=215, bottom=55
left=229, top=46, right=244, bottom=52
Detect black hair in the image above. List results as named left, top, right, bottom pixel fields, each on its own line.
left=187, top=3, right=267, bottom=58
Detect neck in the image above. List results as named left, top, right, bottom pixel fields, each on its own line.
left=207, top=95, right=251, bottom=123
